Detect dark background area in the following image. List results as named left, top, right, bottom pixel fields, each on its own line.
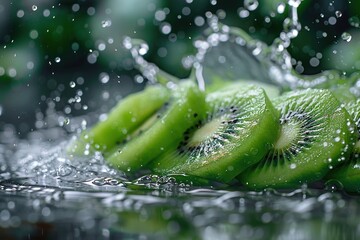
left=0, top=0, right=359, bottom=136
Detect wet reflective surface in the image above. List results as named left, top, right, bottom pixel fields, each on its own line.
left=1, top=126, right=360, bottom=239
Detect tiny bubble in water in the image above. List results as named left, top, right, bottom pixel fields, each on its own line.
left=55, top=57, right=61, bottom=63
left=32, top=5, right=37, bottom=11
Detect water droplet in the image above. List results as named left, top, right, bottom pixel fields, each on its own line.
left=238, top=8, right=250, bottom=18
left=277, top=3, right=286, bottom=14
left=155, top=10, right=166, bottom=21
left=290, top=163, right=297, bottom=169
left=55, top=57, right=61, bottom=63
left=328, top=16, right=337, bottom=25
left=325, top=179, right=344, bottom=192
left=210, top=0, right=217, bottom=6
left=335, top=11, right=342, bottom=18
left=32, top=5, right=37, bottom=11
left=288, top=0, right=301, bottom=8
left=349, top=16, right=360, bottom=28
left=283, top=18, right=301, bottom=39
left=69, top=81, right=76, bottom=88
left=341, top=32, right=352, bottom=42
left=63, top=118, right=70, bottom=125
left=244, top=0, right=259, bottom=11
left=99, top=72, right=110, bottom=84
left=101, top=19, right=112, bottom=28
left=160, top=23, right=172, bottom=35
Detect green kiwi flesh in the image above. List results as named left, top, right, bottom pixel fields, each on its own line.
left=239, top=89, right=356, bottom=190
left=313, top=74, right=357, bottom=103
left=149, top=84, right=280, bottom=183
left=326, top=99, right=360, bottom=192
left=106, top=80, right=206, bottom=172
left=67, top=85, right=170, bottom=155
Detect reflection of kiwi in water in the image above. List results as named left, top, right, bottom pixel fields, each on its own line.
left=326, top=99, right=360, bottom=193
left=149, top=84, right=279, bottom=183
left=111, top=208, right=198, bottom=239
left=67, top=85, right=170, bottom=155
left=107, top=80, right=206, bottom=172
left=238, top=89, right=356, bottom=190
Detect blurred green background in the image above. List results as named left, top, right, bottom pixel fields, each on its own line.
left=0, top=0, right=359, bottom=135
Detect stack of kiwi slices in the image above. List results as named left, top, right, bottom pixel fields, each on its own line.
left=68, top=76, right=360, bottom=192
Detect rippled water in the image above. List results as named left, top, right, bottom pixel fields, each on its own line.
left=1, top=124, right=360, bottom=240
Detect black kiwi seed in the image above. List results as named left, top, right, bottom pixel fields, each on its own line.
left=239, top=89, right=357, bottom=190
left=149, top=84, right=280, bottom=183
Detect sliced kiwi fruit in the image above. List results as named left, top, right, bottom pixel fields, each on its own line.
left=312, top=75, right=357, bottom=103
left=67, top=85, right=170, bottom=155
left=326, top=99, right=360, bottom=193
left=238, top=89, right=356, bottom=190
left=149, top=84, right=280, bottom=183
left=106, top=80, right=206, bottom=172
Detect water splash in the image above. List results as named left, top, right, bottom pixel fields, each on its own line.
left=122, top=37, right=178, bottom=87
left=190, top=0, right=347, bottom=91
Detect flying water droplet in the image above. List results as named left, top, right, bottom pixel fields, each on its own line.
left=244, top=0, right=259, bottom=11
left=341, top=32, right=352, bottom=42
left=335, top=11, right=342, bottom=18
left=99, top=72, right=110, bottom=84
left=288, top=0, right=301, bottom=8
left=55, top=57, right=61, bottom=63
left=277, top=3, right=286, bottom=14
left=349, top=16, right=360, bottom=28
left=101, top=19, right=112, bottom=28
left=325, top=179, right=344, bottom=192
left=32, top=5, right=38, bottom=11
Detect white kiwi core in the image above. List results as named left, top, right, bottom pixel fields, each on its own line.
left=188, top=118, right=223, bottom=147
left=274, top=121, right=300, bottom=150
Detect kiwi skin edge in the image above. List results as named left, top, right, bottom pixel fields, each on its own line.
left=150, top=84, right=280, bottom=183
left=326, top=99, right=360, bottom=193
left=238, top=89, right=357, bottom=190
left=106, top=80, right=206, bottom=172
left=187, top=88, right=280, bottom=183
left=67, top=85, right=170, bottom=156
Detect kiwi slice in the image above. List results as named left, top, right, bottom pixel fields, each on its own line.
left=67, top=85, right=170, bottom=155
left=313, top=75, right=357, bottom=103
left=106, top=80, right=206, bottom=172
left=326, top=99, right=360, bottom=192
left=149, top=84, right=279, bottom=183
left=238, top=89, right=356, bottom=190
